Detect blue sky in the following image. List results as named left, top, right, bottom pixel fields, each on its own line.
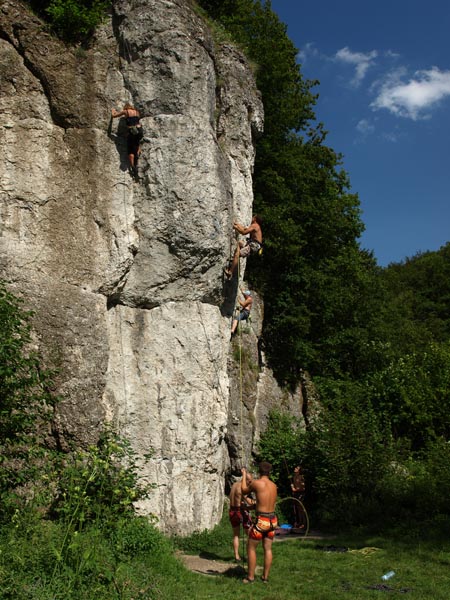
left=270, top=0, right=450, bottom=266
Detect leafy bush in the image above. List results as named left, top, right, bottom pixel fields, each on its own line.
left=27, top=0, right=110, bottom=42
left=0, top=281, right=58, bottom=518
left=304, top=378, right=393, bottom=526
left=46, top=0, right=110, bottom=41
left=111, top=517, right=168, bottom=557
left=255, top=410, right=304, bottom=496
left=51, top=428, right=155, bottom=528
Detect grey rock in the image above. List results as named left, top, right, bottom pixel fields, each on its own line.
left=0, top=0, right=307, bottom=536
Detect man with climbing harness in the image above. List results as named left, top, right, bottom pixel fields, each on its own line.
left=230, top=290, right=253, bottom=338
left=111, top=103, right=143, bottom=178
left=229, top=474, right=255, bottom=562
left=241, top=462, right=278, bottom=584
left=224, top=215, right=263, bottom=279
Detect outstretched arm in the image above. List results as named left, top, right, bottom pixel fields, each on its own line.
left=111, top=108, right=126, bottom=119
left=233, top=221, right=256, bottom=235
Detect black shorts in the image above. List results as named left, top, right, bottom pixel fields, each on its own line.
left=127, top=130, right=143, bottom=155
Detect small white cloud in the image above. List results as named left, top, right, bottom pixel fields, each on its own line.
left=371, top=66, right=450, bottom=120
left=381, top=131, right=399, bottom=142
left=297, top=42, right=320, bottom=65
left=335, top=46, right=378, bottom=87
left=356, top=119, right=375, bottom=135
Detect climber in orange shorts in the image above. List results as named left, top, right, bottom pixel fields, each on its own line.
left=241, top=462, right=278, bottom=584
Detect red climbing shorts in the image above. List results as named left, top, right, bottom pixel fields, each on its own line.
left=229, top=507, right=252, bottom=530
left=248, top=513, right=278, bottom=541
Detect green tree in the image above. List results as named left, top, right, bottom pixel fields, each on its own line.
left=199, top=0, right=381, bottom=386
left=255, top=410, right=304, bottom=496
left=368, top=341, right=450, bottom=450
left=304, top=378, right=393, bottom=525
left=381, top=243, right=450, bottom=352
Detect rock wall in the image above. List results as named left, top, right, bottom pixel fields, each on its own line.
left=0, top=0, right=295, bottom=534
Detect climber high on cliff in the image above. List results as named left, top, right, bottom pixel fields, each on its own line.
left=224, top=215, right=263, bottom=279
left=111, top=103, right=143, bottom=178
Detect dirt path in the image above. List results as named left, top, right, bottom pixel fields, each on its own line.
left=178, top=530, right=333, bottom=576
left=177, top=552, right=242, bottom=577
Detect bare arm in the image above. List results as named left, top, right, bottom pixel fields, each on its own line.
left=233, top=221, right=256, bottom=235
left=239, top=297, right=252, bottom=309
left=241, top=469, right=253, bottom=495
left=111, top=108, right=127, bottom=118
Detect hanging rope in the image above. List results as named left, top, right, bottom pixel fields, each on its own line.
left=234, top=241, right=249, bottom=565
left=276, top=497, right=310, bottom=540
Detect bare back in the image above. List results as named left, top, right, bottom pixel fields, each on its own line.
left=229, top=482, right=243, bottom=507
left=249, top=222, right=262, bottom=244
left=250, top=476, right=277, bottom=513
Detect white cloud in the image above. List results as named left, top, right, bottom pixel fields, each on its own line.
left=334, top=46, right=378, bottom=87
left=371, top=66, right=450, bottom=120
left=356, top=119, right=375, bottom=135
left=297, top=42, right=320, bottom=65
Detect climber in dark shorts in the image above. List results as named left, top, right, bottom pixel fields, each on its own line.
left=229, top=473, right=254, bottom=561
left=111, top=103, right=143, bottom=177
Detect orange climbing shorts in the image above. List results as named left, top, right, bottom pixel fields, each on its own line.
left=248, top=513, right=278, bottom=541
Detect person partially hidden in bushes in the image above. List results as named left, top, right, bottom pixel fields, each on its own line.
left=224, top=215, right=263, bottom=279
left=230, top=290, right=253, bottom=338
left=291, top=464, right=306, bottom=529
left=111, top=103, right=144, bottom=178
left=241, top=462, right=278, bottom=584
left=228, top=473, right=255, bottom=562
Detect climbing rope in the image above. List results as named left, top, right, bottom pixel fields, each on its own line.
left=276, top=497, right=310, bottom=540
left=234, top=241, right=249, bottom=566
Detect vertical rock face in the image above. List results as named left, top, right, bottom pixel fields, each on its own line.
left=0, top=0, right=263, bottom=533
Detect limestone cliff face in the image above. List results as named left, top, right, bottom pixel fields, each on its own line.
left=0, top=0, right=293, bottom=534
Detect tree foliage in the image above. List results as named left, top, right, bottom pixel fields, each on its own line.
left=368, top=341, right=450, bottom=451
left=198, top=0, right=379, bottom=385
left=380, top=243, right=450, bottom=353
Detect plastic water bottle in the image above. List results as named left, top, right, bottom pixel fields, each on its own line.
left=381, top=571, right=395, bottom=581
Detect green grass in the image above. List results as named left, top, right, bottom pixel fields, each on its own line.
left=1, top=509, right=450, bottom=599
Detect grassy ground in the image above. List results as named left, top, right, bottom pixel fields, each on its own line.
left=172, top=514, right=450, bottom=600
left=1, top=510, right=449, bottom=599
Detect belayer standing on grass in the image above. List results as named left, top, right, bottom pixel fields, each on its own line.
left=228, top=473, right=254, bottom=562
left=111, top=103, right=143, bottom=178
left=224, top=215, right=263, bottom=279
left=241, top=462, right=278, bottom=584
left=230, top=289, right=253, bottom=338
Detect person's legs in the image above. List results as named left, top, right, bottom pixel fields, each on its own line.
left=230, top=318, right=238, bottom=335
left=262, top=536, right=273, bottom=581
left=225, top=242, right=246, bottom=278
left=246, top=538, right=259, bottom=581
left=127, top=135, right=140, bottom=175
left=293, top=498, right=300, bottom=526
left=232, top=525, right=241, bottom=560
